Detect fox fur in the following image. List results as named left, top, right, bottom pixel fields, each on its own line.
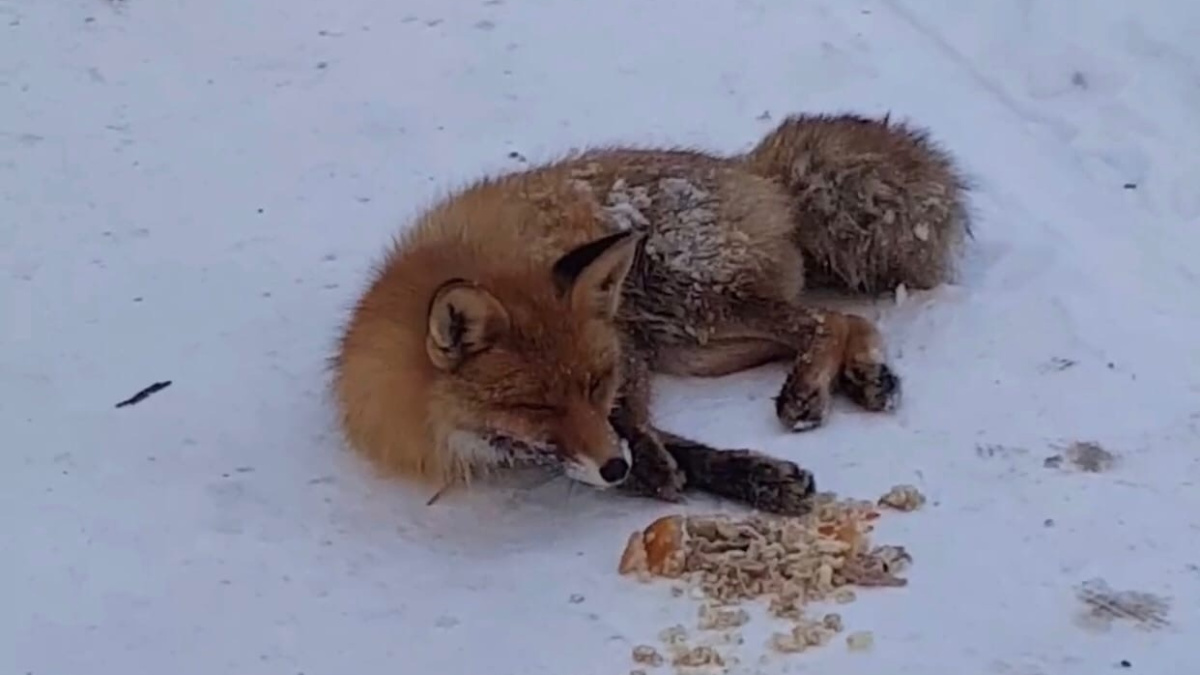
left=330, top=112, right=970, bottom=514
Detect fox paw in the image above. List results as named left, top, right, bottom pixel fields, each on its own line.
left=840, top=360, right=901, bottom=412
left=707, top=450, right=817, bottom=515
left=622, top=439, right=686, bottom=503
left=775, top=372, right=832, bottom=432
left=623, top=466, right=686, bottom=503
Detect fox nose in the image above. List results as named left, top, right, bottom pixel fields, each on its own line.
left=599, top=457, right=630, bottom=484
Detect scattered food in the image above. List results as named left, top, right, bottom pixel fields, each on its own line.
left=832, top=588, right=856, bottom=604
left=878, top=484, right=926, bottom=511
left=846, top=630, right=875, bottom=652
left=769, top=613, right=843, bottom=654
left=871, top=544, right=913, bottom=574
left=618, top=501, right=905, bottom=603
left=115, top=380, right=172, bottom=408
left=673, top=645, right=724, bottom=668
left=697, top=605, right=749, bottom=631
left=770, top=631, right=808, bottom=654
left=658, top=624, right=688, bottom=645
left=632, top=645, right=664, bottom=667
left=620, top=488, right=922, bottom=665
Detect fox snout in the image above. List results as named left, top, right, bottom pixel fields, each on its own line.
left=563, top=438, right=632, bottom=488
left=477, top=414, right=632, bottom=488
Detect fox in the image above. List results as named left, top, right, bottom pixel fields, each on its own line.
left=330, top=112, right=971, bottom=515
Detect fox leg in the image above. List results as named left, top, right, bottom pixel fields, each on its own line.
left=835, top=311, right=901, bottom=413
left=611, top=349, right=816, bottom=514
left=723, top=301, right=900, bottom=431
left=656, top=429, right=816, bottom=515
left=611, top=404, right=816, bottom=515
left=608, top=351, right=686, bottom=502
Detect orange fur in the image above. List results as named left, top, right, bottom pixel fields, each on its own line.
left=331, top=162, right=632, bottom=489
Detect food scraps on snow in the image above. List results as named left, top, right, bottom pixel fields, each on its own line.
left=619, top=484, right=925, bottom=671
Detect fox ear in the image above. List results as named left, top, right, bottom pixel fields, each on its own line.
left=552, top=231, right=641, bottom=319
left=426, top=279, right=510, bottom=371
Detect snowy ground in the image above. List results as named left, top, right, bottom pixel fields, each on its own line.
left=4, top=0, right=1200, bottom=673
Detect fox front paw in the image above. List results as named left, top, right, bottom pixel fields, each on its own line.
left=705, top=450, right=817, bottom=515
left=622, top=437, right=687, bottom=503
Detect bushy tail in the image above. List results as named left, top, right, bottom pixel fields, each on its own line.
left=741, top=112, right=971, bottom=295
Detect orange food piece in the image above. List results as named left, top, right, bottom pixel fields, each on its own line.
left=618, top=515, right=687, bottom=578
left=618, top=531, right=649, bottom=576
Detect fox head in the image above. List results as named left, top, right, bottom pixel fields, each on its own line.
left=424, top=231, right=642, bottom=488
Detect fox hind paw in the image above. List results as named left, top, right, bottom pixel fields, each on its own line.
left=841, top=360, right=901, bottom=412
left=775, top=373, right=832, bottom=432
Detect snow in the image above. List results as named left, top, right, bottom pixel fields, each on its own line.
left=3, top=0, right=1199, bottom=672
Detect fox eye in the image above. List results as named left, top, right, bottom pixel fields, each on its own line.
left=514, top=402, right=561, bottom=416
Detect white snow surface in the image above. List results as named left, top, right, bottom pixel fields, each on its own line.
left=4, top=0, right=1200, bottom=673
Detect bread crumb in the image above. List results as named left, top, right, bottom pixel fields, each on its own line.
left=658, top=624, right=688, bottom=645
left=832, top=588, right=857, bottom=604
left=632, top=645, right=664, bottom=667
left=871, top=544, right=913, bottom=573
left=791, top=619, right=833, bottom=648
left=769, top=631, right=806, bottom=653
left=673, top=645, right=724, bottom=668
left=878, top=484, right=926, bottom=511
left=619, top=531, right=649, bottom=576
left=697, top=604, right=749, bottom=631
left=846, top=630, right=874, bottom=651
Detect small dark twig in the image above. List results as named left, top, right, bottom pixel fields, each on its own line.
left=426, top=480, right=456, bottom=506
left=115, top=380, right=172, bottom=408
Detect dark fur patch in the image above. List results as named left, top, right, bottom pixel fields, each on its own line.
left=551, top=230, right=635, bottom=293
left=657, top=431, right=816, bottom=515
left=445, top=305, right=467, bottom=348
left=426, top=277, right=476, bottom=369
left=426, top=277, right=469, bottom=318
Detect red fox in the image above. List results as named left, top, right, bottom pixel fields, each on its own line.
left=331, top=113, right=970, bottom=514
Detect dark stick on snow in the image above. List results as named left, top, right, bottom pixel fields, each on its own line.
left=115, top=380, right=172, bottom=408
left=426, top=481, right=454, bottom=506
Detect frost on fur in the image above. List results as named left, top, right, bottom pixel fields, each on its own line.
left=743, top=112, right=972, bottom=294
